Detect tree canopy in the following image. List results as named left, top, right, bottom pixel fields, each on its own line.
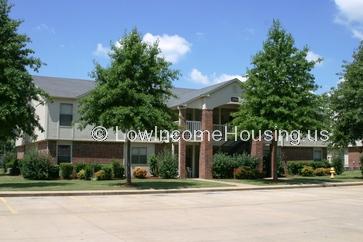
left=330, top=42, right=363, bottom=146
left=79, top=29, right=179, bottom=132
left=232, top=20, right=326, bottom=180
left=233, top=20, right=324, bottom=134
left=0, top=0, right=46, bottom=140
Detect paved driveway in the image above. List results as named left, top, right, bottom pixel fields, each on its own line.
left=0, top=186, right=363, bottom=242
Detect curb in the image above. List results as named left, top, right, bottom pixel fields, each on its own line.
left=1, top=182, right=363, bottom=197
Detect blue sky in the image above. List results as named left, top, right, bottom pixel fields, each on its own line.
left=10, top=0, right=363, bottom=92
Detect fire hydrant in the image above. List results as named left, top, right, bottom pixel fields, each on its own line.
left=330, top=167, right=336, bottom=179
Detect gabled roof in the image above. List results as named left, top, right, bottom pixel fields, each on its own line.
left=33, top=75, right=95, bottom=99
left=167, top=78, right=244, bottom=107
left=33, top=75, right=243, bottom=107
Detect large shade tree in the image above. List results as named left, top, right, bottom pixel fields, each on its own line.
left=233, top=20, right=325, bottom=180
left=0, top=0, right=46, bottom=141
left=79, top=29, right=179, bottom=184
left=330, top=42, right=363, bottom=147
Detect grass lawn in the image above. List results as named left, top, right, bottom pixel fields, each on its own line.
left=0, top=175, right=230, bottom=191
left=221, top=170, right=363, bottom=186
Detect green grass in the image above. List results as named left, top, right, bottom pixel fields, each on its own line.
left=0, top=175, right=229, bottom=191
left=221, top=170, right=363, bottom=186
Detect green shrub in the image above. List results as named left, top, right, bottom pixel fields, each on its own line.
left=48, top=164, right=60, bottom=179
left=95, top=170, right=106, bottom=180
left=112, top=161, right=124, bottom=179
left=234, top=153, right=259, bottom=169
left=300, top=166, right=314, bottom=177
left=133, top=167, right=147, bottom=178
left=360, top=155, right=363, bottom=176
left=234, top=166, right=262, bottom=179
left=92, top=163, right=102, bottom=173
left=158, top=151, right=178, bottom=179
left=77, top=169, right=86, bottom=179
left=103, top=167, right=113, bottom=180
left=148, top=155, right=159, bottom=177
left=20, top=150, right=50, bottom=180
left=84, top=164, right=93, bottom=180
left=314, top=167, right=330, bottom=176
left=213, top=153, right=260, bottom=179
left=332, top=157, right=344, bottom=175
left=59, top=163, right=74, bottom=179
left=311, top=160, right=330, bottom=169
left=287, top=161, right=313, bottom=175
left=3, top=152, right=20, bottom=175
left=75, top=163, right=86, bottom=173
left=212, top=153, right=237, bottom=178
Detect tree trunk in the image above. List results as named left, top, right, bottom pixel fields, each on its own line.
left=126, top=137, right=132, bottom=185
left=271, top=139, right=278, bottom=181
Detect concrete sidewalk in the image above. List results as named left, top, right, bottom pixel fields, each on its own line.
left=1, top=181, right=363, bottom=197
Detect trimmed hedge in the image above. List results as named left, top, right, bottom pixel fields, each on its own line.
left=20, top=151, right=50, bottom=180
left=48, top=164, right=60, bottom=179
left=59, top=163, right=74, bottom=179
left=300, top=166, right=314, bottom=177
left=213, top=153, right=259, bottom=179
left=112, top=161, right=124, bottom=179
left=234, top=166, right=263, bottom=179
left=287, top=160, right=330, bottom=175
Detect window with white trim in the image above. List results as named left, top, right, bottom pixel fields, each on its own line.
left=59, top=103, right=73, bottom=126
left=131, top=147, right=147, bottom=164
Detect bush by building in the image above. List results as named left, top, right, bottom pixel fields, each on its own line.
left=20, top=150, right=51, bottom=180
left=59, top=163, right=74, bottom=179
left=112, top=161, right=124, bottom=179
left=157, top=151, right=178, bottom=179
left=133, top=167, right=147, bottom=178
left=300, top=166, right=314, bottom=177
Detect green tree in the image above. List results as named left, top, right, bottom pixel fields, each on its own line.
left=232, top=20, right=325, bottom=180
left=79, top=29, right=179, bottom=184
left=330, top=42, right=363, bottom=147
left=0, top=0, right=46, bottom=140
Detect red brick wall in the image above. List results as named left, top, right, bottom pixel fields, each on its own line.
left=199, top=109, right=213, bottom=179
left=251, top=140, right=264, bottom=172
left=281, top=147, right=327, bottom=161
left=72, top=141, right=124, bottom=163
left=348, top=147, right=362, bottom=169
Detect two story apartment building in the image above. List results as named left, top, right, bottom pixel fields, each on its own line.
left=16, top=75, right=344, bottom=179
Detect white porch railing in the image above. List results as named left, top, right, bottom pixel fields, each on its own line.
left=186, top=121, right=201, bottom=133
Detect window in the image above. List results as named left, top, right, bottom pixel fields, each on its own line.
left=313, top=148, right=322, bottom=161
left=60, top=103, right=73, bottom=126
left=57, top=145, right=71, bottom=163
left=131, top=147, right=147, bottom=164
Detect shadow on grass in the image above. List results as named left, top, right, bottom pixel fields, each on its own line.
left=0, top=181, right=71, bottom=189
left=122, top=180, right=199, bottom=190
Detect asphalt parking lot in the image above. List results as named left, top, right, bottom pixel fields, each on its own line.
left=1, top=186, right=363, bottom=242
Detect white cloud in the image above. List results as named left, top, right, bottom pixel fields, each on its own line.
left=142, top=33, right=191, bottom=63
left=306, top=50, right=323, bottom=66
left=35, top=24, right=55, bottom=34
left=189, top=68, right=244, bottom=85
left=93, top=43, right=110, bottom=58
left=334, top=0, right=363, bottom=40
left=190, top=69, right=210, bottom=84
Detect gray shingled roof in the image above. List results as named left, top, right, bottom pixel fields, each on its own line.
left=33, top=75, right=241, bottom=107
left=167, top=78, right=242, bottom=107
left=33, top=75, right=95, bottom=98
